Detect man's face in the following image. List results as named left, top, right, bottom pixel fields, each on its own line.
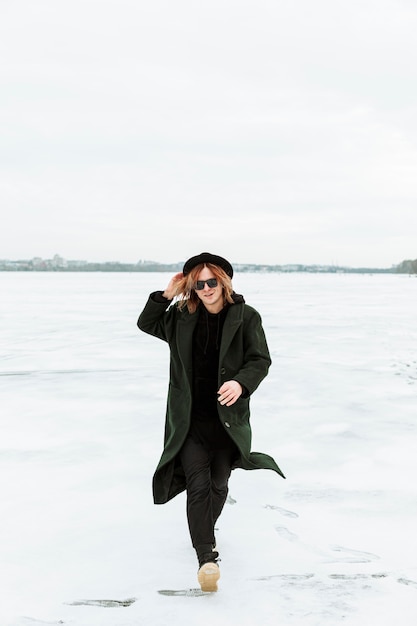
left=194, top=266, right=224, bottom=313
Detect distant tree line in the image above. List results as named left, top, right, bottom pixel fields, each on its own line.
left=1, top=257, right=416, bottom=273
left=64, top=262, right=183, bottom=272
left=396, top=259, right=417, bottom=274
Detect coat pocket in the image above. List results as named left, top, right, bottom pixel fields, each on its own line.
left=219, top=396, right=250, bottom=427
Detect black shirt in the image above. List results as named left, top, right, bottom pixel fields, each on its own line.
left=189, top=304, right=234, bottom=449
left=192, top=304, right=229, bottom=420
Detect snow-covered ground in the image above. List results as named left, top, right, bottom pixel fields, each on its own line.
left=1, top=271, right=417, bottom=625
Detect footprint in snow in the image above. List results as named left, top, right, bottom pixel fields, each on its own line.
left=391, top=361, right=417, bottom=384
left=254, top=572, right=390, bottom=583
left=397, top=578, right=417, bottom=589
left=329, top=573, right=388, bottom=580
left=66, top=598, right=136, bottom=607
left=264, top=504, right=299, bottom=518
left=253, top=573, right=315, bottom=581
left=274, top=525, right=299, bottom=542
left=328, top=545, right=380, bottom=563
left=272, top=529, right=381, bottom=567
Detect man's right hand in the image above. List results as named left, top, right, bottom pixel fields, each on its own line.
left=162, top=272, right=184, bottom=300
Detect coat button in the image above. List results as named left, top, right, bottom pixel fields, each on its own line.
left=220, top=368, right=226, bottom=375
left=224, top=421, right=231, bottom=428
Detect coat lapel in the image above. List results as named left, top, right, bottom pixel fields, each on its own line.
left=219, top=303, right=243, bottom=363
left=176, top=303, right=244, bottom=378
left=177, top=310, right=198, bottom=385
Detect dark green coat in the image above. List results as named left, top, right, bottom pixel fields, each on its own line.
left=138, top=294, right=285, bottom=504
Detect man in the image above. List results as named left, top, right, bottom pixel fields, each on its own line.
left=137, top=252, right=285, bottom=592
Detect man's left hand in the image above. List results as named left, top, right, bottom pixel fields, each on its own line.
left=217, top=381, right=243, bottom=406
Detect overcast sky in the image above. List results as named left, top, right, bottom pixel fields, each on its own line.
left=1, top=0, right=416, bottom=267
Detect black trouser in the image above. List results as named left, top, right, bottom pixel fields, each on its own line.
left=179, top=434, right=237, bottom=560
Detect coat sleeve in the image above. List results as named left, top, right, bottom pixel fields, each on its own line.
left=137, top=292, right=176, bottom=343
left=232, top=306, right=272, bottom=396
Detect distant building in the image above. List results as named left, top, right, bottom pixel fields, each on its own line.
left=51, top=254, right=67, bottom=268
left=67, top=259, right=88, bottom=268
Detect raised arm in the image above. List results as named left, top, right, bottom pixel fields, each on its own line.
left=162, top=272, right=184, bottom=300
left=137, top=273, right=183, bottom=342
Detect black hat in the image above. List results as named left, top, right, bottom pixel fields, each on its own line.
left=183, top=252, right=233, bottom=278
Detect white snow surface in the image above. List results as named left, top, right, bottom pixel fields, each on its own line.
left=1, top=271, right=417, bottom=625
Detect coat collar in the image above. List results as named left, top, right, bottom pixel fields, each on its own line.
left=176, top=302, right=244, bottom=371
left=219, top=302, right=243, bottom=362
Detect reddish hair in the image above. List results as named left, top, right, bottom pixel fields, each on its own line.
left=174, top=263, right=234, bottom=314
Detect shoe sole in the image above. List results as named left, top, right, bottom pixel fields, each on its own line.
left=197, top=563, right=220, bottom=592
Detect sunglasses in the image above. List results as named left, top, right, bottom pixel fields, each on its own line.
left=194, top=278, right=218, bottom=290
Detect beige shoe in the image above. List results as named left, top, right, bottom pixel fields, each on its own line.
left=197, top=562, right=220, bottom=592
